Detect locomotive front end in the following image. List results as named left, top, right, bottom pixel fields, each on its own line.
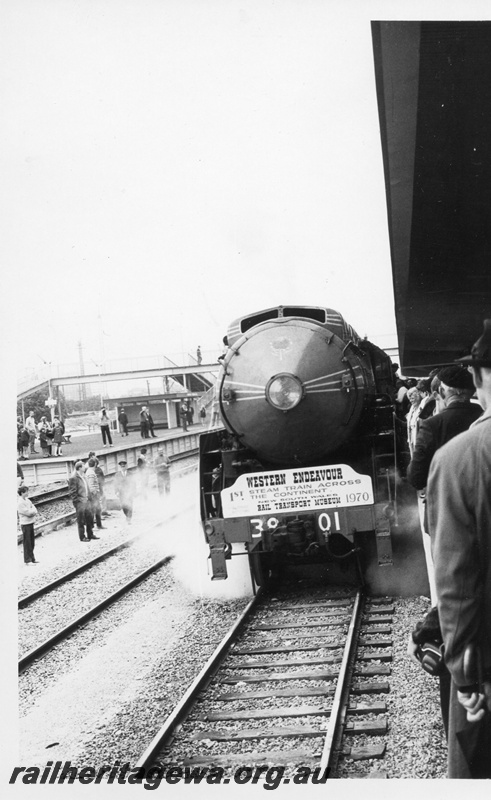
left=199, top=306, right=397, bottom=586
left=219, top=316, right=369, bottom=465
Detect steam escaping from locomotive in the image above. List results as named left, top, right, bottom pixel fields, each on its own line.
left=199, top=306, right=404, bottom=592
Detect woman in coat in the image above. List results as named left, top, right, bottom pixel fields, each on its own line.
left=38, top=417, right=52, bottom=457
left=51, top=416, right=65, bottom=456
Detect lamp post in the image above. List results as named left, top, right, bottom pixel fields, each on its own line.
left=45, top=396, right=56, bottom=422
left=92, top=360, right=104, bottom=408
left=38, top=356, right=56, bottom=421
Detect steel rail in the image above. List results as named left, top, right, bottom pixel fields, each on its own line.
left=18, top=524, right=163, bottom=608
left=18, top=556, right=172, bottom=674
left=30, top=487, right=70, bottom=506
left=135, top=589, right=263, bottom=772
left=20, top=496, right=196, bottom=605
left=318, top=588, right=364, bottom=775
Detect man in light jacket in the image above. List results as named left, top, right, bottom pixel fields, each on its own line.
left=25, top=411, right=38, bottom=454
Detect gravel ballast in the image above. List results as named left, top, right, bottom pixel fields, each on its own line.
left=17, top=473, right=449, bottom=779
left=18, top=583, right=449, bottom=777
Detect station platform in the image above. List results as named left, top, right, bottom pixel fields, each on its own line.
left=17, top=423, right=213, bottom=487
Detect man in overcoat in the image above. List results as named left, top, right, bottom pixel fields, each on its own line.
left=118, top=407, right=129, bottom=436
left=427, top=320, right=491, bottom=778
left=68, top=461, right=98, bottom=541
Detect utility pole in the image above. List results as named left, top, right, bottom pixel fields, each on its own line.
left=97, top=308, right=108, bottom=400
left=78, top=340, right=87, bottom=410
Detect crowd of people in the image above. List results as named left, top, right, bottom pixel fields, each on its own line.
left=17, top=399, right=210, bottom=461
left=395, top=365, right=483, bottom=607
left=67, top=447, right=171, bottom=539
left=18, top=446, right=173, bottom=559
left=16, top=391, right=207, bottom=568
left=17, top=412, right=66, bottom=459
left=402, top=320, right=491, bottom=779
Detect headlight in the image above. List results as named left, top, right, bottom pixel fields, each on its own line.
left=266, top=373, right=303, bottom=410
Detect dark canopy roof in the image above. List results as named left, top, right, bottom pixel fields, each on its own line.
left=372, top=21, right=491, bottom=375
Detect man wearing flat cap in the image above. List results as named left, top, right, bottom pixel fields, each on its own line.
left=407, top=365, right=482, bottom=494
left=427, top=320, right=491, bottom=778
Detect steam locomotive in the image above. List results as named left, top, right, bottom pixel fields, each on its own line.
left=199, top=305, right=400, bottom=586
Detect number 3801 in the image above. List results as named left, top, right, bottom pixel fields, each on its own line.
left=249, top=517, right=280, bottom=538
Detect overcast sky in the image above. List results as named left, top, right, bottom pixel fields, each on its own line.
left=4, top=0, right=397, bottom=379
left=3, top=0, right=488, bottom=379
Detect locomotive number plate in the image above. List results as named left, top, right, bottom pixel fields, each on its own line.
left=249, top=516, right=280, bottom=538
left=222, top=464, right=374, bottom=518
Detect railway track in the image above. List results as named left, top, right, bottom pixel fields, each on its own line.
left=18, top=555, right=173, bottom=674
left=18, top=523, right=166, bottom=608
left=30, top=485, right=70, bottom=506
left=136, top=584, right=394, bottom=780
left=19, top=453, right=199, bottom=543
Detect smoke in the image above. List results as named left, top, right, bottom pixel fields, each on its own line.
left=170, top=520, right=255, bottom=601
left=363, top=486, right=431, bottom=598
left=133, top=465, right=255, bottom=601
